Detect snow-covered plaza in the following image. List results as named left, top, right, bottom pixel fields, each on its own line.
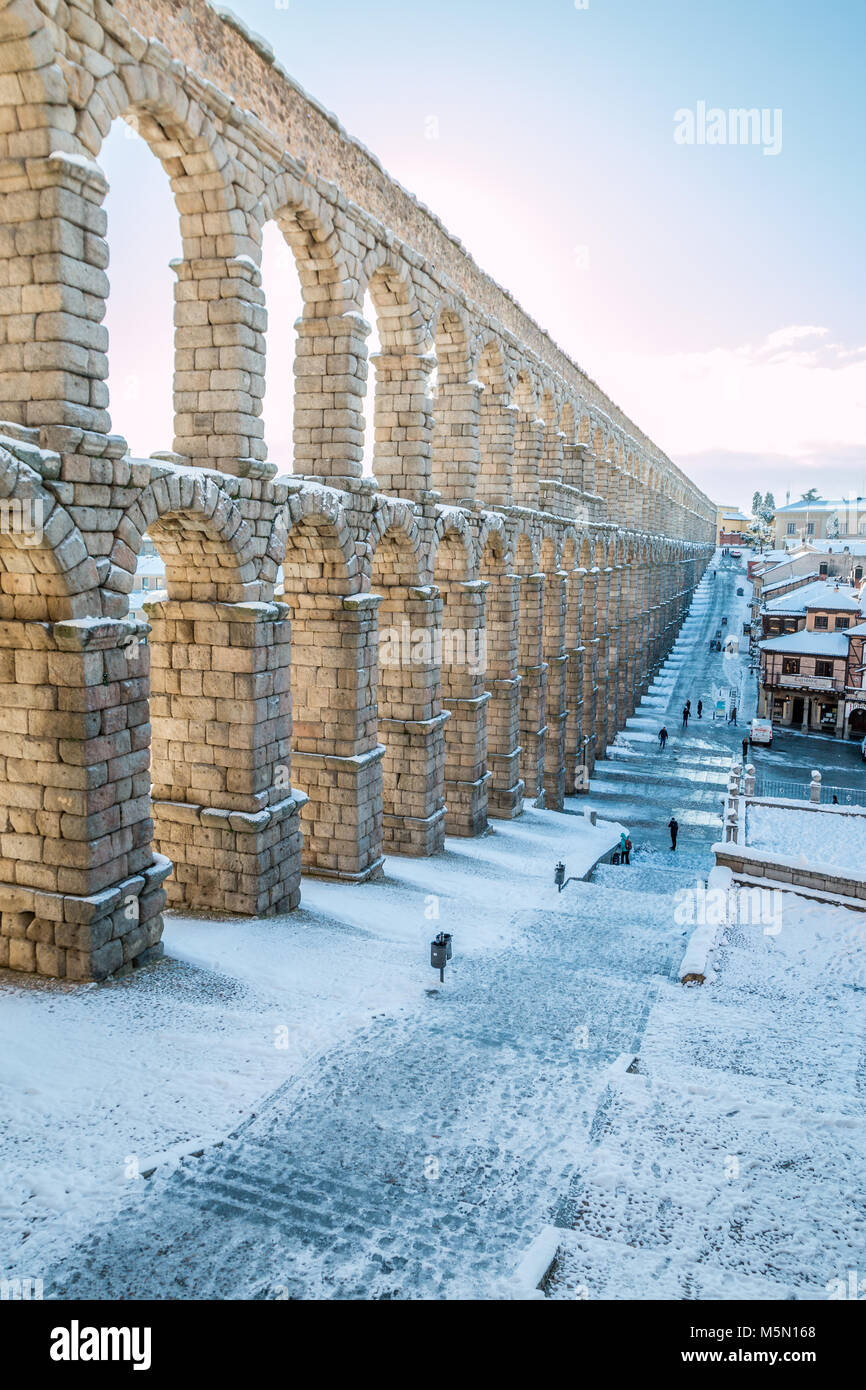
left=3, top=557, right=863, bottom=1300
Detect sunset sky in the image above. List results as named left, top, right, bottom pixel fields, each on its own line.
left=101, top=0, right=866, bottom=511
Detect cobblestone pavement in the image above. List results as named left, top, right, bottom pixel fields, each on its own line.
left=45, top=564, right=751, bottom=1300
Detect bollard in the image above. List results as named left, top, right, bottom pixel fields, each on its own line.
left=810, top=770, right=822, bottom=804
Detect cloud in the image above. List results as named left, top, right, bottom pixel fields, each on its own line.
left=591, top=327, right=866, bottom=498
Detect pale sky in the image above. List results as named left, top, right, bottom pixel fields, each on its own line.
left=101, top=0, right=866, bottom=512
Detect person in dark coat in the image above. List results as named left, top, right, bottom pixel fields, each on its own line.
left=729, top=705, right=737, bottom=726
left=682, top=705, right=690, bottom=729
left=658, top=727, right=668, bottom=749
left=697, top=699, right=703, bottom=719
left=668, top=816, right=679, bottom=851
left=742, top=736, right=749, bottom=762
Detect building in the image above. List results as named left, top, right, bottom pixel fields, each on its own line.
left=757, top=582, right=866, bottom=737
left=715, top=505, right=750, bottom=546
left=774, top=497, right=866, bottom=548
left=749, top=543, right=866, bottom=642
left=129, top=552, right=167, bottom=620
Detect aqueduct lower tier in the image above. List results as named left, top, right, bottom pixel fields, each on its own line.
left=0, top=0, right=715, bottom=979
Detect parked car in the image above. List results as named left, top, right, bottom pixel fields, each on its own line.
left=731, top=548, right=743, bottom=559
left=749, top=718, right=774, bottom=745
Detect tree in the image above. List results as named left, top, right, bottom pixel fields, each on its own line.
left=800, top=488, right=821, bottom=502
left=763, top=491, right=775, bottom=518
left=752, top=490, right=763, bottom=518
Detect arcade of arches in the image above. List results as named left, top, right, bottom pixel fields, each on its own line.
left=0, top=0, right=714, bottom=980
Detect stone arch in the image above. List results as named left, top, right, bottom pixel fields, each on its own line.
left=430, top=512, right=473, bottom=584
left=514, top=529, right=538, bottom=576
left=116, top=472, right=257, bottom=606
left=0, top=446, right=100, bottom=622
left=257, top=171, right=353, bottom=315
left=256, top=173, right=363, bottom=479
left=71, top=60, right=261, bottom=467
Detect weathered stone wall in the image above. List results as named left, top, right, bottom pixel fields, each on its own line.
left=0, top=0, right=715, bottom=981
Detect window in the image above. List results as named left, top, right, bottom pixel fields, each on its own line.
left=815, top=661, right=834, bottom=678
left=806, top=522, right=815, bottom=535
left=819, top=563, right=829, bottom=575
left=782, top=658, right=801, bottom=675
left=835, top=617, right=850, bottom=629
left=855, top=567, right=863, bottom=581
left=786, top=523, right=796, bottom=535
left=814, top=614, right=829, bottom=629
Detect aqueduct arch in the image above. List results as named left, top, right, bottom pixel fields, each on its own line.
left=0, top=0, right=715, bottom=979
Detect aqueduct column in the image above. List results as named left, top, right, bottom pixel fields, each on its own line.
left=517, top=572, right=547, bottom=803
left=579, top=566, right=600, bottom=775
left=481, top=563, right=523, bottom=819
left=564, top=567, right=586, bottom=793
left=439, top=578, right=491, bottom=835
left=513, top=415, right=543, bottom=511
left=0, top=612, right=167, bottom=981
left=146, top=597, right=305, bottom=915
left=293, top=311, right=371, bottom=487
left=543, top=568, right=568, bottom=811
left=368, top=349, right=434, bottom=500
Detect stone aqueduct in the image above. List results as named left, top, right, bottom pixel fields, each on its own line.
left=0, top=0, right=714, bottom=980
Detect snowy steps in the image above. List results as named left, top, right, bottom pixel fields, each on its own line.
left=550, top=1069, right=864, bottom=1295
left=590, top=863, right=704, bottom=897
left=545, top=1229, right=801, bottom=1300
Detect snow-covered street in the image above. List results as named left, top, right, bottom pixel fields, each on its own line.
left=3, top=557, right=864, bottom=1300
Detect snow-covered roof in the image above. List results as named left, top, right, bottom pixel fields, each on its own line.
left=761, top=571, right=820, bottom=595
left=759, top=629, right=850, bottom=657
left=775, top=497, right=866, bottom=513
left=804, top=537, right=866, bottom=556
left=763, top=580, right=864, bottom=616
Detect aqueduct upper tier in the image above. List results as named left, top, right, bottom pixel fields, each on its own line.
left=0, top=0, right=714, bottom=980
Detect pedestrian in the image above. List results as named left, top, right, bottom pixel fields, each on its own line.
left=682, top=705, right=690, bottom=729
left=658, top=726, right=668, bottom=750
left=685, top=700, right=691, bottom=713
left=618, top=831, right=632, bottom=865
left=742, top=736, right=749, bottom=762
left=697, top=700, right=703, bottom=719
left=668, top=815, right=679, bottom=851
left=832, top=795, right=839, bottom=805
left=729, top=705, right=737, bottom=726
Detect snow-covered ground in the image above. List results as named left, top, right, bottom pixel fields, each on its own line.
left=548, top=887, right=866, bottom=1299
left=747, top=802, right=866, bottom=871
left=0, top=805, right=619, bottom=1281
